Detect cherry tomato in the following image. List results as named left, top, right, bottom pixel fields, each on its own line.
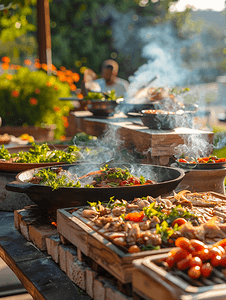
left=165, top=256, right=176, bottom=268
left=201, top=263, right=213, bottom=277
left=145, top=179, right=155, bottom=184
left=175, top=237, right=194, bottom=253
left=177, top=255, right=192, bottom=270
left=172, top=248, right=190, bottom=263
left=119, top=180, right=130, bottom=186
left=188, top=266, right=201, bottom=279
left=190, top=239, right=207, bottom=253
left=211, top=255, right=222, bottom=267
left=197, top=248, right=212, bottom=261
left=209, top=246, right=223, bottom=258
left=220, top=254, right=226, bottom=267
left=128, top=245, right=141, bottom=253
left=171, top=218, right=187, bottom=227
left=214, top=238, right=226, bottom=249
left=190, top=256, right=202, bottom=268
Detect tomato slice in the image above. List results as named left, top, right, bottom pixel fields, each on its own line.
left=119, top=180, right=130, bottom=186
left=171, top=218, right=187, bottom=227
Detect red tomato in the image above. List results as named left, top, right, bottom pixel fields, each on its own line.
left=177, top=255, right=192, bottom=270
left=119, top=180, right=130, bottom=186
left=171, top=218, right=187, bottom=227
left=190, top=256, right=202, bottom=268
left=128, top=177, right=140, bottom=185
left=197, top=248, right=212, bottom=261
left=215, top=158, right=226, bottom=163
left=190, top=240, right=207, bottom=253
left=211, top=255, right=222, bottom=267
left=165, top=256, right=176, bottom=268
left=178, top=158, right=188, bottom=163
left=188, top=266, right=201, bottom=279
left=214, top=238, right=226, bottom=248
left=220, top=254, right=226, bottom=267
left=124, top=211, right=144, bottom=222
left=175, top=237, right=194, bottom=253
left=201, top=263, right=213, bottom=277
left=171, top=248, right=190, bottom=263
left=209, top=246, right=223, bottom=258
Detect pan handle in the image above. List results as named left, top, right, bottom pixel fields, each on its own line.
left=5, top=181, right=33, bottom=193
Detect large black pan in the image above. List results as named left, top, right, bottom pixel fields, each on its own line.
left=6, top=163, right=185, bottom=216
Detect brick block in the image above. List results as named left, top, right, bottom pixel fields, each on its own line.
left=20, top=218, right=30, bottom=241
left=86, top=267, right=97, bottom=299
left=93, top=277, right=106, bottom=300
left=66, top=247, right=86, bottom=291
left=29, top=224, right=57, bottom=251
left=106, top=285, right=133, bottom=300
left=46, top=234, right=61, bottom=263
left=58, top=244, right=68, bottom=273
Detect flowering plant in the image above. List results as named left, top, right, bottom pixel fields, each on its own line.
left=0, top=57, right=80, bottom=139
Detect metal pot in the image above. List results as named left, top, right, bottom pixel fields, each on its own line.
left=6, top=163, right=185, bottom=216
left=78, top=98, right=124, bottom=116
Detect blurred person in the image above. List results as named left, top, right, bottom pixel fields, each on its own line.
left=82, top=60, right=129, bottom=98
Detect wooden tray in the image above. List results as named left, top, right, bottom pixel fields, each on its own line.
left=57, top=207, right=171, bottom=284
left=133, top=254, right=226, bottom=300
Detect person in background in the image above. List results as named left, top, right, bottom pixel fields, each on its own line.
left=95, top=59, right=129, bottom=97
left=82, top=59, right=129, bottom=98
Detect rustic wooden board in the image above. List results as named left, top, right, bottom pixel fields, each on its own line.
left=0, top=211, right=91, bottom=300
left=57, top=207, right=171, bottom=284
left=72, top=112, right=214, bottom=157
left=133, top=254, right=226, bottom=300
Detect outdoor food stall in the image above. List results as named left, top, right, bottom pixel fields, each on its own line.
left=1, top=88, right=226, bottom=300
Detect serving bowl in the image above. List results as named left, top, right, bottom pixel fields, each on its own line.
left=6, top=163, right=185, bottom=216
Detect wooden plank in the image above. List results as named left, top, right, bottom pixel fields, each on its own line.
left=0, top=211, right=90, bottom=300
left=57, top=208, right=170, bottom=284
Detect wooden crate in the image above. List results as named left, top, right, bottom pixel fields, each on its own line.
left=57, top=207, right=171, bottom=284
left=132, top=253, right=226, bottom=300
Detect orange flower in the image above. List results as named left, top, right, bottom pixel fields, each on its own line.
left=35, top=88, right=41, bottom=94
left=72, top=73, right=80, bottom=82
left=61, top=116, right=68, bottom=122
left=66, top=76, right=73, bottom=84
left=50, top=64, right=57, bottom=71
left=2, top=63, right=9, bottom=70
left=54, top=85, right=59, bottom=90
left=11, top=90, right=20, bottom=97
left=34, top=62, right=41, bottom=69
left=60, top=66, right=66, bottom=71
left=29, top=97, right=38, bottom=106
left=9, top=64, right=17, bottom=70
left=56, top=70, right=63, bottom=77
left=53, top=106, right=61, bottom=112
left=34, top=58, right=40, bottom=63
left=24, top=59, right=32, bottom=65
left=46, top=81, right=52, bottom=87
left=77, top=93, right=84, bottom=99
left=64, top=121, right=69, bottom=128
left=6, top=74, right=13, bottom=80
left=60, top=135, right=66, bottom=141
left=41, top=63, right=47, bottom=71
left=2, top=56, right=10, bottom=63
left=70, top=84, right=77, bottom=91
left=59, top=75, right=66, bottom=82
left=65, top=70, right=72, bottom=76
left=16, top=65, right=21, bottom=70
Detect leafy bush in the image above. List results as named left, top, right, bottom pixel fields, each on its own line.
left=0, top=66, right=74, bottom=139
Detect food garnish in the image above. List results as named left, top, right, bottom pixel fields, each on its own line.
left=178, top=156, right=226, bottom=164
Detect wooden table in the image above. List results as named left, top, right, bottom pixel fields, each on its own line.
left=0, top=211, right=90, bottom=300
left=70, top=111, right=214, bottom=165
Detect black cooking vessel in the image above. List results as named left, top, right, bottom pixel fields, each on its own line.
left=6, top=163, right=185, bottom=216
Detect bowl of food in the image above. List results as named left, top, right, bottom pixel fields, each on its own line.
left=80, top=91, right=124, bottom=116
left=6, top=163, right=185, bottom=215
left=176, top=156, right=226, bottom=169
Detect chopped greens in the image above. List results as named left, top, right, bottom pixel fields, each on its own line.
left=0, top=143, right=92, bottom=164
